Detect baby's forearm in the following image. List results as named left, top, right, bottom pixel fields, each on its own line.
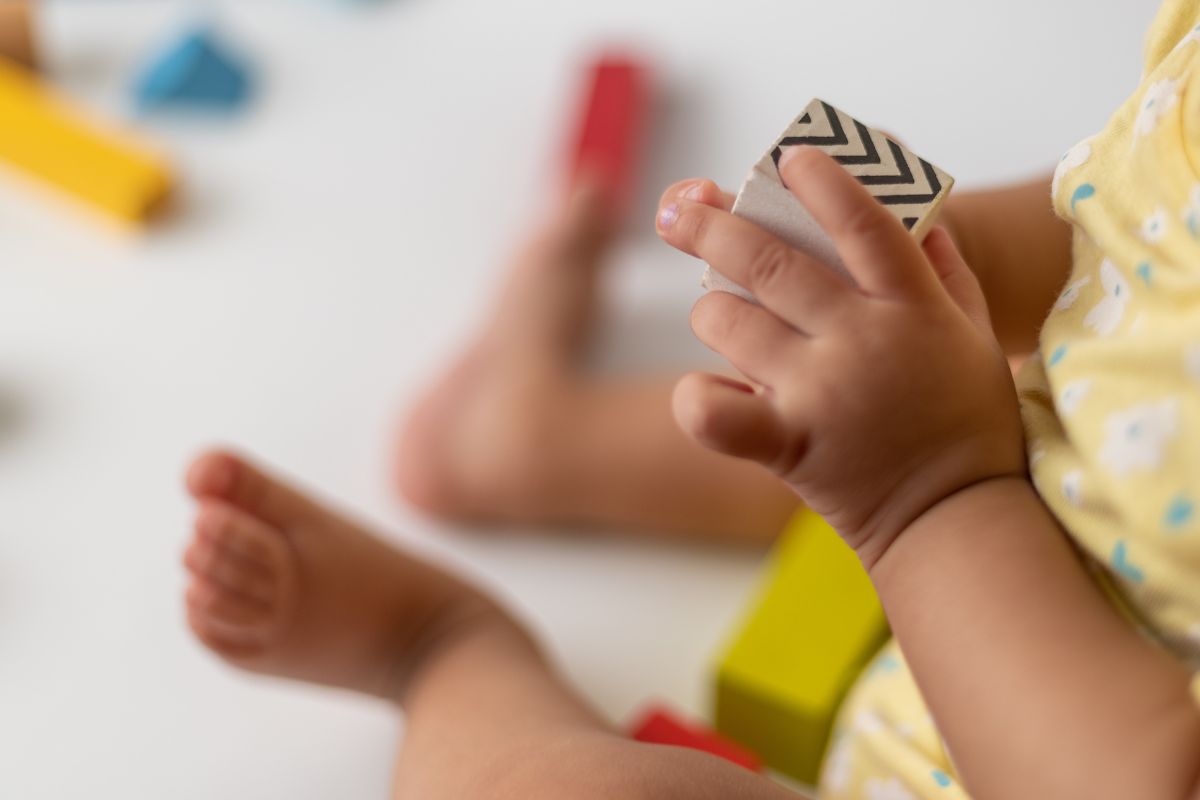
left=940, top=175, right=1073, bottom=355
left=871, top=477, right=1200, bottom=800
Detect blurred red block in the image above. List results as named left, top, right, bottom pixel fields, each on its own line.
left=628, top=705, right=763, bottom=772
left=568, top=54, right=650, bottom=219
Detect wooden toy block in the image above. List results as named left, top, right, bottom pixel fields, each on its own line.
left=628, top=704, right=764, bottom=772
left=135, top=27, right=253, bottom=114
left=703, top=98, right=954, bottom=302
left=567, top=54, right=650, bottom=220
left=713, top=510, right=889, bottom=786
left=0, top=57, right=173, bottom=224
left=0, top=0, right=37, bottom=71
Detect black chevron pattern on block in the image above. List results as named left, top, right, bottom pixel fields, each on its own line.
left=781, top=101, right=847, bottom=148
left=836, top=120, right=881, bottom=166
left=876, top=158, right=943, bottom=205
left=854, top=139, right=911, bottom=185
left=767, top=101, right=946, bottom=208
left=771, top=102, right=842, bottom=165
left=770, top=102, right=882, bottom=168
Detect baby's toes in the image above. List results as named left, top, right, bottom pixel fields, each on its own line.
left=182, top=507, right=294, bottom=658
left=185, top=575, right=271, bottom=659
left=188, top=502, right=291, bottom=599
left=183, top=532, right=276, bottom=608
left=186, top=604, right=264, bottom=660
left=186, top=575, right=269, bottom=630
left=182, top=545, right=277, bottom=655
left=182, top=503, right=299, bottom=653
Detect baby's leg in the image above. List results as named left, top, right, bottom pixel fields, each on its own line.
left=394, top=594, right=799, bottom=800
left=183, top=450, right=799, bottom=799
left=394, top=184, right=800, bottom=544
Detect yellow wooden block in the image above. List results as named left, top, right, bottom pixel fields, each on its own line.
left=714, top=510, right=889, bottom=786
left=0, top=56, right=173, bottom=224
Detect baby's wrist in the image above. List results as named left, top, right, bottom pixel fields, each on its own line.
left=863, top=473, right=1033, bottom=580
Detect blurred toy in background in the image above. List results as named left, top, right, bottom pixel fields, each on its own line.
left=0, top=0, right=37, bottom=70
left=714, top=511, right=888, bottom=787
left=0, top=56, right=174, bottom=225
left=628, top=704, right=764, bottom=773
left=0, top=12, right=258, bottom=226
left=567, top=54, right=650, bottom=224
left=133, top=25, right=253, bottom=115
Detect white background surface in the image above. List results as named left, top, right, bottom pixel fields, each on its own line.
left=0, top=1, right=1156, bottom=798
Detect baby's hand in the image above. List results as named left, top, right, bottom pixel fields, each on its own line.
left=657, top=147, right=1026, bottom=568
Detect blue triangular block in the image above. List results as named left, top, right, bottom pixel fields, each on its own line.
left=135, top=28, right=253, bottom=113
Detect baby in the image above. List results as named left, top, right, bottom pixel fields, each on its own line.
left=181, top=1, right=1200, bottom=797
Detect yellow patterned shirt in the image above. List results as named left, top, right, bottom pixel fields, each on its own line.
left=1019, top=0, right=1200, bottom=675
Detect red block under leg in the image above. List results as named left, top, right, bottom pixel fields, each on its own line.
left=628, top=705, right=763, bottom=773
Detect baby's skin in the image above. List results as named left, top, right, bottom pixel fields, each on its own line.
left=659, top=145, right=1024, bottom=569
left=181, top=147, right=1200, bottom=798
left=182, top=449, right=803, bottom=799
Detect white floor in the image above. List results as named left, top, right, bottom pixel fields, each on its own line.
left=0, top=1, right=1154, bottom=797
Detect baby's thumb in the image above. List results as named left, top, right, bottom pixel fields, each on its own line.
left=922, top=227, right=990, bottom=333
left=672, top=372, right=798, bottom=474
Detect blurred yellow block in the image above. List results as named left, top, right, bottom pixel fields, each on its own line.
left=0, top=56, right=173, bottom=224
left=714, top=510, right=889, bottom=786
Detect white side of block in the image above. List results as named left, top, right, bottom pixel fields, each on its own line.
left=701, top=158, right=846, bottom=303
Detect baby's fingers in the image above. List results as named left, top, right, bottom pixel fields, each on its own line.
left=657, top=194, right=854, bottom=332
left=659, top=178, right=737, bottom=212
left=778, top=145, right=939, bottom=300
left=922, top=227, right=991, bottom=333
left=673, top=372, right=800, bottom=470
left=690, top=290, right=805, bottom=387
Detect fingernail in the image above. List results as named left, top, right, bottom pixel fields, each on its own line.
left=658, top=203, right=679, bottom=228
left=682, top=181, right=706, bottom=201
left=777, top=144, right=811, bottom=172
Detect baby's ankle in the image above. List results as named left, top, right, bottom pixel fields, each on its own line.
left=394, top=595, right=534, bottom=706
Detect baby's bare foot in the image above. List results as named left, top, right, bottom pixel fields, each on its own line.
left=393, top=184, right=612, bottom=521
left=183, top=450, right=497, bottom=700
